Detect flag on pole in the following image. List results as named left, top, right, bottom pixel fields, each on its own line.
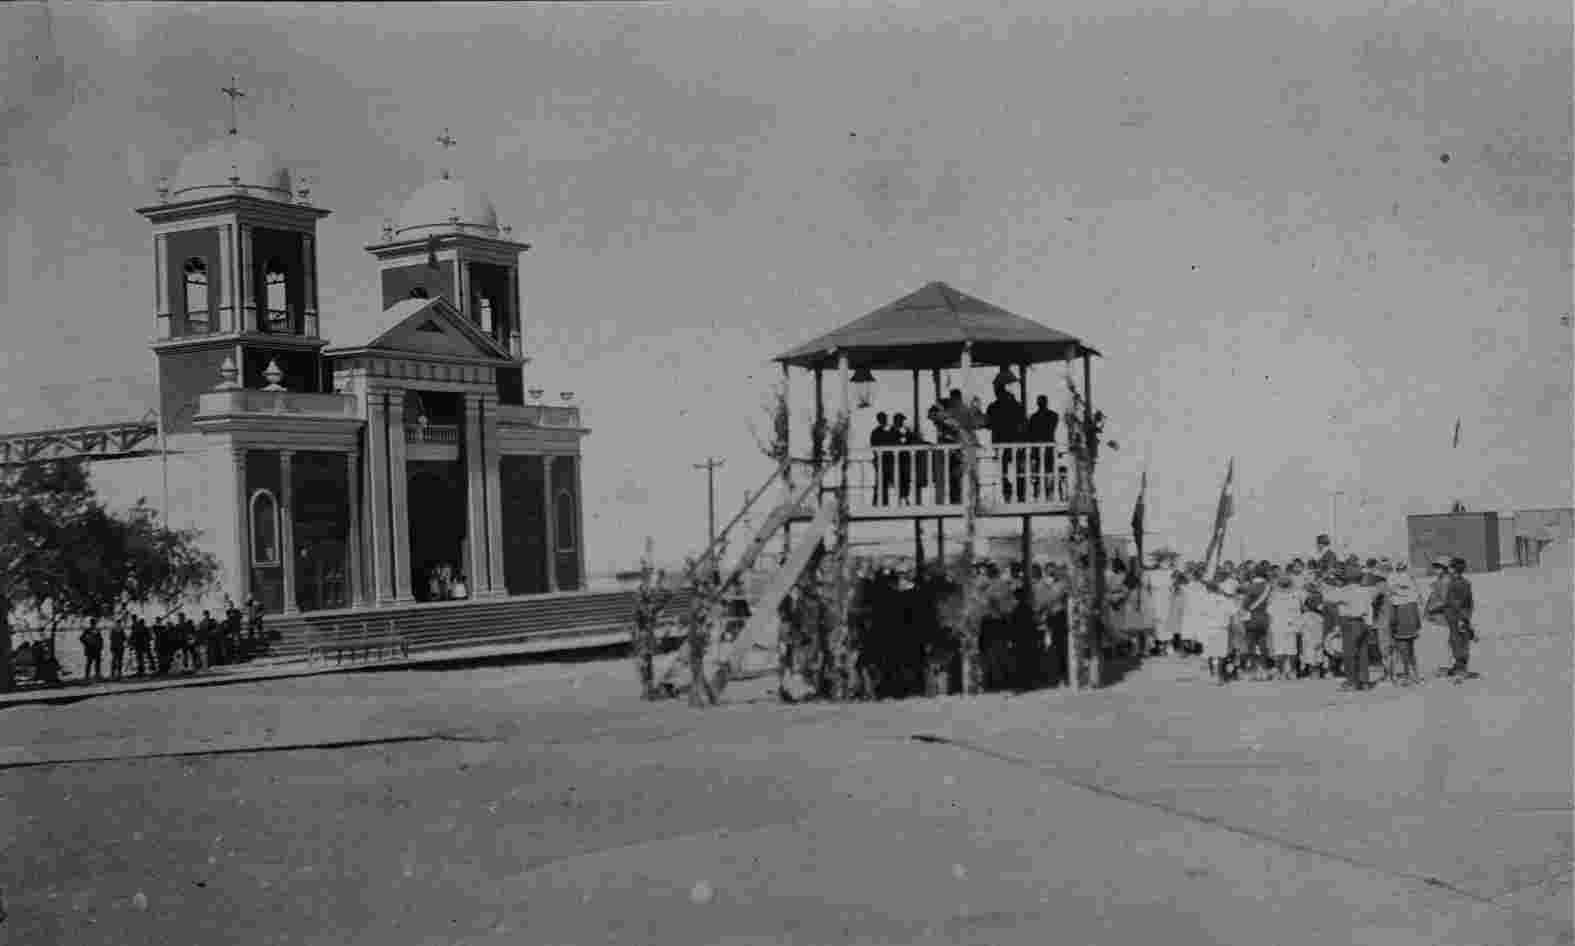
left=1202, top=458, right=1235, bottom=571
left=1130, top=470, right=1147, bottom=564
left=1452, top=418, right=1461, bottom=449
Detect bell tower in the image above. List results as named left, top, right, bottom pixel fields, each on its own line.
left=136, top=76, right=333, bottom=434
left=365, top=129, right=530, bottom=403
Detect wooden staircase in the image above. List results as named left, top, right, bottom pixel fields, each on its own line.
left=657, top=483, right=840, bottom=694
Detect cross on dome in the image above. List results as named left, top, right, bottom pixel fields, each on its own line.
left=220, top=74, right=247, bottom=136
left=436, top=127, right=457, bottom=180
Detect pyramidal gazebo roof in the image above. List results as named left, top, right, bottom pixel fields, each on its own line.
left=774, top=281, right=1098, bottom=372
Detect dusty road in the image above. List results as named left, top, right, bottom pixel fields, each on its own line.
left=1, top=566, right=1569, bottom=945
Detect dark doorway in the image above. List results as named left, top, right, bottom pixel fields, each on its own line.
left=408, top=461, right=467, bottom=601
left=291, top=453, right=350, bottom=612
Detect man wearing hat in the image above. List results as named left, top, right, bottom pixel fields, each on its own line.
left=1442, top=556, right=1477, bottom=680
left=1337, top=562, right=1375, bottom=690
left=986, top=368, right=1026, bottom=501
left=1314, top=535, right=1339, bottom=575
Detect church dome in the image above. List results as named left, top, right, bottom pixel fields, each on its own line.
left=172, top=134, right=292, bottom=200
left=395, top=175, right=500, bottom=238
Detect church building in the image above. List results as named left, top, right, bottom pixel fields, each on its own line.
left=7, top=122, right=589, bottom=618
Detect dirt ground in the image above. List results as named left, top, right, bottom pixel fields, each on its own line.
left=0, top=565, right=1569, bottom=945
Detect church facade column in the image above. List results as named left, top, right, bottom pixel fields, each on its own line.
left=218, top=224, right=236, bottom=332
left=366, top=392, right=396, bottom=605
left=573, top=454, right=587, bottom=591
left=463, top=393, right=490, bottom=596
left=280, top=450, right=298, bottom=614
left=232, top=448, right=251, bottom=603
left=389, top=402, right=415, bottom=602
left=346, top=442, right=364, bottom=607
left=481, top=394, right=506, bottom=596
left=154, top=233, right=170, bottom=338
left=540, top=453, right=558, bottom=592
left=507, top=267, right=523, bottom=358
left=239, top=224, right=255, bottom=332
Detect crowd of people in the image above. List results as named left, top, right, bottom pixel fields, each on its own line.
left=865, top=370, right=1068, bottom=507
left=1144, top=533, right=1480, bottom=689
left=423, top=562, right=470, bottom=602
left=767, top=527, right=1481, bottom=699
left=11, top=596, right=273, bottom=687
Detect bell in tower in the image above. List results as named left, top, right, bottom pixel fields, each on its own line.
left=365, top=128, right=530, bottom=363
left=135, top=74, right=333, bottom=434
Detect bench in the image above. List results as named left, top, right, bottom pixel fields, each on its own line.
left=317, top=620, right=409, bottom=665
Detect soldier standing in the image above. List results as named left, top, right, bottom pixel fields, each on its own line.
left=108, top=618, right=127, bottom=680
left=129, top=616, right=152, bottom=676
left=1444, top=557, right=1477, bottom=680
left=79, top=619, right=104, bottom=681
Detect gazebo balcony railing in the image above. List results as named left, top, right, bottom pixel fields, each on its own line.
left=819, top=442, right=1069, bottom=516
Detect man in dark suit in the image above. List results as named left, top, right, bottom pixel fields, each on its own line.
left=1443, top=557, right=1477, bottom=680
left=986, top=378, right=1026, bottom=501
left=869, top=412, right=895, bottom=507
left=1025, top=396, right=1059, bottom=500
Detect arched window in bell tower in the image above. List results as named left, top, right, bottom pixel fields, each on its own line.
left=183, top=258, right=209, bottom=333
left=264, top=257, right=291, bottom=333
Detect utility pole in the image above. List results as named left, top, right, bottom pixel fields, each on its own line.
left=694, top=457, right=725, bottom=560
left=1331, top=490, right=1345, bottom=551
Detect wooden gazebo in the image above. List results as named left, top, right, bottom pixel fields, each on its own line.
left=661, top=281, right=1108, bottom=700
left=773, top=281, right=1101, bottom=558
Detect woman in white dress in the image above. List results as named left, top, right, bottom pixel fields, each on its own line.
left=1198, top=581, right=1232, bottom=684
left=1144, top=563, right=1175, bottom=654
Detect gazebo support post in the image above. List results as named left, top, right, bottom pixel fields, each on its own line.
left=1078, top=348, right=1107, bottom=688
left=929, top=366, right=944, bottom=555
left=959, top=343, right=975, bottom=567
left=912, top=368, right=923, bottom=565
left=781, top=362, right=793, bottom=566
left=958, top=342, right=982, bottom=696
left=831, top=350, right=855, bottom=700
left=1020, top=514, right=1034, bottom=687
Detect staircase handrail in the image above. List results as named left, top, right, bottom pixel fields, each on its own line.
left=648, top=461, right=812, bottom=617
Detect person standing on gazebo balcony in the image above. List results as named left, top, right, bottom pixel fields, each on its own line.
left=869, top=412, right=895, bottom=507
left=891, top=413, right=914, bottom=504
left=1026, top=395, right=1059, bottom=500
left=986, top=374, right=1026, bottom=501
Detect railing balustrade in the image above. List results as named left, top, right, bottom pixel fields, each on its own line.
left=825, top=442, right=1069, bottom=514
left=404, top=423, right=461, bottom=444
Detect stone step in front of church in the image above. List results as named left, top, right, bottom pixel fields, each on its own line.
left=264, top=588, right=695, bottom=662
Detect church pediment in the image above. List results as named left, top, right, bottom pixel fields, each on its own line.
left=324, top=296, right=513, bottom=362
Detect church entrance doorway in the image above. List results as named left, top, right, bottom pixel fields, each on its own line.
left=291, top=452, right=350, bottom=612
left=408, top=461, right=468, bottom=601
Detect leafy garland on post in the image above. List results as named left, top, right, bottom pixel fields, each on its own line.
left=632, top=560, right=661, bottom=700
left=750, top=382, right=792, bottom=465
left=824, top=410, right=858, bottom=699
left=682, top=553, right=723, bottom=707
left=1064, top=372, right=1109, bottom=688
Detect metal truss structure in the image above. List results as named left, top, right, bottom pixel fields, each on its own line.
left=0, top=418, right=162, bottom=468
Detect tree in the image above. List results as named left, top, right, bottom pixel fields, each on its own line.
left=0, top=460, right=219, bottom=691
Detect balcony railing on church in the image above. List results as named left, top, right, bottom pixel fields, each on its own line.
left=816, top=442, right=1070, bottom=518
left=196, top=389, right=358, bottom=419
left=496, top=403, right=582, bottom=428
left=405, top=423, right=461, bottom=444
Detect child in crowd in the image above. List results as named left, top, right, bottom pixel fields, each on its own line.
left=1267, top=573, right=1303, bottom=680
left=1199, top=579, right=1233, bottom=684
left=1385, top=560, right=1422, bottom=684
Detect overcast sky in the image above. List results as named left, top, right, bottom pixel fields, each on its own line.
left=2, top=0, right=1570, bottom=568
